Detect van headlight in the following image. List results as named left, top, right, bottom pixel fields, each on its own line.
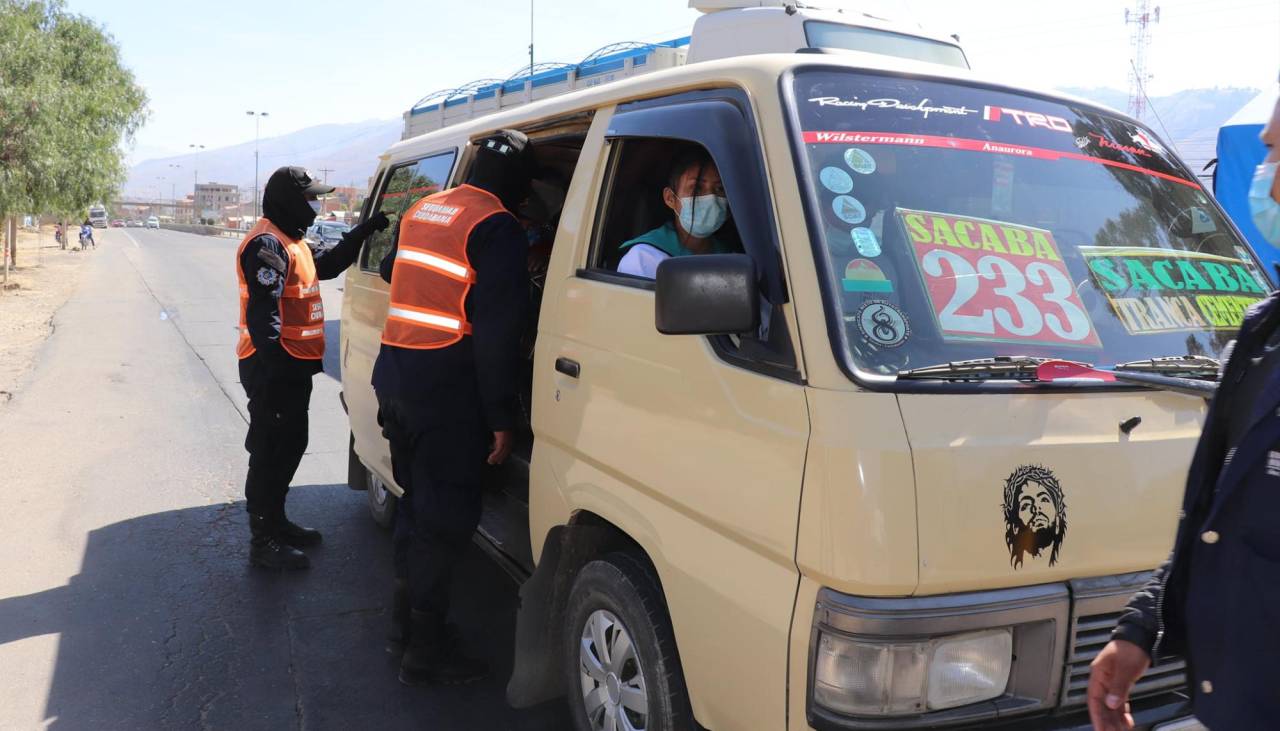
left=814, top=629, right=1013, bottom=715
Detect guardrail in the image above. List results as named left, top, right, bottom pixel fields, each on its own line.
left=159, top=223, right=244, bottom=239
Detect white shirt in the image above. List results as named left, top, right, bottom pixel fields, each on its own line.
left=617, top=243, right=669, bottom=279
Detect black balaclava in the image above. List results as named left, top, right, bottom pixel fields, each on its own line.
left=465, top=130, right=536, bottom=212
left=262, top=166, right=319, bottom=239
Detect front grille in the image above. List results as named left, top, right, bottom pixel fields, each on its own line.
left=1061, top=607, right=1188, bottom=707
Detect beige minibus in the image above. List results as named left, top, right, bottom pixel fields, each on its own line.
left=341, top=49, right=1255, bottom=731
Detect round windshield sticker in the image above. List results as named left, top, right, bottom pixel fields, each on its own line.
left=844, top=148, right=876, bottom=175
left=832, top=195, right=866, bottom=225
left=820, top=166, right=854, bottom=194
left=851, top=227, right=881, bottom=257
left=854, top=300, right=908, bottom=348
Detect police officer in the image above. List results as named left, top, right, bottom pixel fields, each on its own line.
left=1087, top=90, right=1280, bottom=731
left=374, top=130, right=534, bottom=684
left=237, top=166, right=389, bottom=570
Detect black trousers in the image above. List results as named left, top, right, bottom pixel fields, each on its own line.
left=240, top=358, right=313, bottom=521
left=378, top=394, right=487, bottom=623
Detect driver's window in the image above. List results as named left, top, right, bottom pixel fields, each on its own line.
left=588, top=138, right=741, bottom=283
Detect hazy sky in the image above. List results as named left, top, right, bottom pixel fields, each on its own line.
left=62, top=0, right=1279, bottom=163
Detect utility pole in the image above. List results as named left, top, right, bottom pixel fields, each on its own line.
left=1124, top=1, right=1160, bottom=120
left=529, top=0, right=535, bottom=78
left=246, top=111, right=269, bottom=219
left=190, top=143, right=205, bottom=222
left=317, top=167, right=334, bottom=216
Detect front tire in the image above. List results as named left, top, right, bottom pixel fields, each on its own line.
left=366, top=470, right=397, bottom=529
left=564, top=553, right=694, bottom=731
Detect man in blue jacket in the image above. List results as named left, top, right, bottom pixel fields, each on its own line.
left=1088, top=292, right=1280, bottom=729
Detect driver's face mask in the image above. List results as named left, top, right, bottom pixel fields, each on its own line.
left=1250, top=161, right=1280, bottom=246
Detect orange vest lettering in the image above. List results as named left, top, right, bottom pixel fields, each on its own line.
left=381, top=184, right=507, bottom=350
left=236, top=218, right=325, bottom=361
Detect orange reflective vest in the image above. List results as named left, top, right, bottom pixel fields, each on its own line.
left=381, top=184, right=507, bottom=350
left=236, top=218, right=325, bottom=361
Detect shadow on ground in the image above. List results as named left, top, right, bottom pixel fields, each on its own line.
left=0, top=484, right=568, bottom=730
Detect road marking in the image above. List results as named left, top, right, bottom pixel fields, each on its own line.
left=119, top=229, right=141, bottom=248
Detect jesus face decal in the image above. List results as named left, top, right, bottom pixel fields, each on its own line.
left=1002, top=465, right=1067, bottom=569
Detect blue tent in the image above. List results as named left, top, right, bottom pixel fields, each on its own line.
left=1215, top=89, right=1278, bottom=273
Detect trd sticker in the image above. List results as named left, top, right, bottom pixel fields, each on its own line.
left=843, top=148, right=876, bottom=175
left=842, top=259, right=892, bottom=293
left=820, top=166, right=854, bottom=194
left=850, top=300, right=909, bottom=348
left=1002, top=465, right=1067, bottom=569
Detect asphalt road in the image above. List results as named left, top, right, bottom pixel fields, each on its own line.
left=0, top=227, right=570, bottom=730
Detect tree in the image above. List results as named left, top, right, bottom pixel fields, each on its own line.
left=0, top=0, right=147, bottom=264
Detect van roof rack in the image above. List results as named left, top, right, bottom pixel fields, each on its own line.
left=402, top=37, right=691, bottom=139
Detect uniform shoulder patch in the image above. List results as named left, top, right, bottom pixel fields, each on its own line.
left=256, top=267, right=279, bottom=286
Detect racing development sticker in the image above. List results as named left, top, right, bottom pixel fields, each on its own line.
left=898, top=208, right=1101, bottom=348
left=1080, top=247, right=1266, bottom=334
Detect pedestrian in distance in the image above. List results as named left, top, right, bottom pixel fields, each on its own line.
left=79, top=220, right=95, bottom=250
left=1087, top=83, right=1280, bottom=731
left=373, top=129, right=536, bottom=685
left=235, top=166, right=389, bottom=570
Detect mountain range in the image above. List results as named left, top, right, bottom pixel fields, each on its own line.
left=124, top=87, right=1260, bottom=201
left=123, top=117, right=401, bottom=200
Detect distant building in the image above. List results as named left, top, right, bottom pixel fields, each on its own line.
left=194, top=183, right=239, bottom=223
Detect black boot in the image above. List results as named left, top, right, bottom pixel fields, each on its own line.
left=249, top=515, right=310, bottom=570
left=275, top=512, right=322, bottom=548
left=399, top=609, right=487, bottom=685
left=386, top=579, right=411, bottom=655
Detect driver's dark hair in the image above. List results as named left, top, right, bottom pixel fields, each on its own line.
left=666, top=147, right=714, bottom=194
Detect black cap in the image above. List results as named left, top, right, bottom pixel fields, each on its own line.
left=477, top=130, right=538, bottom=177
left=280, top=166, right=335, bottom=196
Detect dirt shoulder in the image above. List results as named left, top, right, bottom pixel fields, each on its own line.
left=0, top=224, right=91, bottom=403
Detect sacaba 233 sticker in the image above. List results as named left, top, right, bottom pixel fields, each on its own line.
left=852, top=300, right=908, bottom=348
left=899, top=208, right=1101, bottom=348
left=1080, top=246, right=1266, bottom=334
left=1002, top=464, right=1066, bottom=569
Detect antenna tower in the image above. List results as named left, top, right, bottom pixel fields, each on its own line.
left=1124, top=0, right=1160, bottom=120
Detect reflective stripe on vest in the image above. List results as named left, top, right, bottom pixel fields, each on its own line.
left=381, top=184, right=506, bottom=350
left=235, top=218, right=325, bottom=361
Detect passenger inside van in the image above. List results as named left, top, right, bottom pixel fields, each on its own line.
left=616, top=151, right=734, bottom=279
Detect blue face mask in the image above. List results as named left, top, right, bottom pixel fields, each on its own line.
left=1250, top=161, right=1280, bottom=246
left=677, top=194, right=728, bottom=238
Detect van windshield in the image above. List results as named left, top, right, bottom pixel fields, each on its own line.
left=788, top=69, right=1269, bottom=380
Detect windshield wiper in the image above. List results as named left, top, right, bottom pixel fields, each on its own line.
left=897, top=355, right=1060, bottom=382
left=1111, top=355, right=1220, bottom=378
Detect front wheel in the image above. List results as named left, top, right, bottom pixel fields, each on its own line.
left=564, top=553, right=695, bottom=731
left=348, top=434, right=397, bottom=528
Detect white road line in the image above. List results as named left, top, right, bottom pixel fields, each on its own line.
left=119, top=229, right=141, bottom=248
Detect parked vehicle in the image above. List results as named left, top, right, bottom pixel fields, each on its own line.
left=145, top=216, right=160, bottom=229
left=304, top=221, right=351, bottom=247
left=341, top=5, right=1252, bottom=730
left=110, top=219, right=125, bottom=227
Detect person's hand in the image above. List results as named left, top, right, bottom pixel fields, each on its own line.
left=1087, top=639, right=1151, bottom=731
left=366, top=210, right=391, bottom=232
left=487, top=430, right=514, bottom=465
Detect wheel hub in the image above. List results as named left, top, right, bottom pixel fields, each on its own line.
left=605, top=672, right=622, bottom=705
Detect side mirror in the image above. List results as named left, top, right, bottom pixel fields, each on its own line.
left=655, top=254, right=760, bottom=335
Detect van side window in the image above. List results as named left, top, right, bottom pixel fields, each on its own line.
left=360, top=150, right=457, bottom=272
left=588, top=139, right=744, bottom=280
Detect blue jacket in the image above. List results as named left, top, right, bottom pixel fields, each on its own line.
left=1114, top=289, right=1280, bottom=728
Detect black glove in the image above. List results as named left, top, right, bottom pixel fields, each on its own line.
left=346, top=210, right=391, bottom=243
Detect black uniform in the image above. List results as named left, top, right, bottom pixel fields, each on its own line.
left=240, top=167, right=387, bottom=560
left=373, top=211, right=528, bottom=615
